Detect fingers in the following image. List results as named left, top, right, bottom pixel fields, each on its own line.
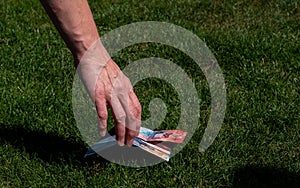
left=117, top=90, right=142, bottom=146
left=95, top=83, right=108, bottom=137
left=110, top=91, right=142, bottom=146
left=115, top=123, right=126, bottom=146
left=110, top=97, right=126, bottom=146
left=97, top=61, right=142, bottom=147
left=129, top=91, right=142, bottom=136
left=125, top=127, right=137, bottom=146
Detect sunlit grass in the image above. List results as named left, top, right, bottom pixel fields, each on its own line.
left=0, top=0, right=299, bottom=187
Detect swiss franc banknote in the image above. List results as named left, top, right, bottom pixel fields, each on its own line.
left=137, top=127, right=187, bottom=143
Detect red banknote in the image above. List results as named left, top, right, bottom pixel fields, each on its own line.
left=137, top=127, right=187, bottom=143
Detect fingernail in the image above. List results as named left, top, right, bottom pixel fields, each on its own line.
left=118, top=142, right=124, bottom=147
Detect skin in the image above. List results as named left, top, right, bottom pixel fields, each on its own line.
left=40, top=0, right=141, bottom=146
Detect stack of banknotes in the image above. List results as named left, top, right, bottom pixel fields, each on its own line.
left=85, top=127, right=187, bottom=161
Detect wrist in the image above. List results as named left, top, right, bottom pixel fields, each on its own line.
left=75, top=38, right=111, bottom=68
left=71, top=32, right=99, bottom=64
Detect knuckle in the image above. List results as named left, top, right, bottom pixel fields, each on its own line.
left=95, top=83, right=105, bottom=95
left=127, top=130, right=136, bottom=138
left=98, top=110, right=108, bottom=119
left=136, top=103, right=142, bottom=116
left=95, top=94, right=106, bottom=104
left=123, top=76, right=131, bottom=85
left=115, top=113, right=126, bottom=124
left=130, top=102, right=142, bottom=118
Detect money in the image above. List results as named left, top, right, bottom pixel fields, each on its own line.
left=84, top=127, right=187, bottom=161
left=137, top=127, right=187, bottom=143
left=133, top=137, right=171, bottom=161
left=84, top=135, right=171, bottom=161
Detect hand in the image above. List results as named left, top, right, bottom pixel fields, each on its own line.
left=40, top=0, right=141, bottom=145
left=95, top=59, right=141, bottom=146
left=77, top=39, right=141, bottom=146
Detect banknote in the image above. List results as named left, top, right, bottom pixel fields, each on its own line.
left=137, top=127, right=187, bottom=143
left=84, top=128, right=171, bottom=161
left=133, top=137, right=170, bottom=161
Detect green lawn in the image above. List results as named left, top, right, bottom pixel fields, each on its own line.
left=1, top=0, right=299, bottom=187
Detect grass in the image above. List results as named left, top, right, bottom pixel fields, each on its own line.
left=1, top=0, right=299, bottom=187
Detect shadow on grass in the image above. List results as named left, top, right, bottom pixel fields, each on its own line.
left=0, top=124, right=109, bottom=167
left=232, top=166, right=300, bottom=188
left=0, top=124, right=172, bottom=168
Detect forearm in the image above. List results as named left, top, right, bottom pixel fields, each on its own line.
left=40, top=0, right=100, bottom=64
